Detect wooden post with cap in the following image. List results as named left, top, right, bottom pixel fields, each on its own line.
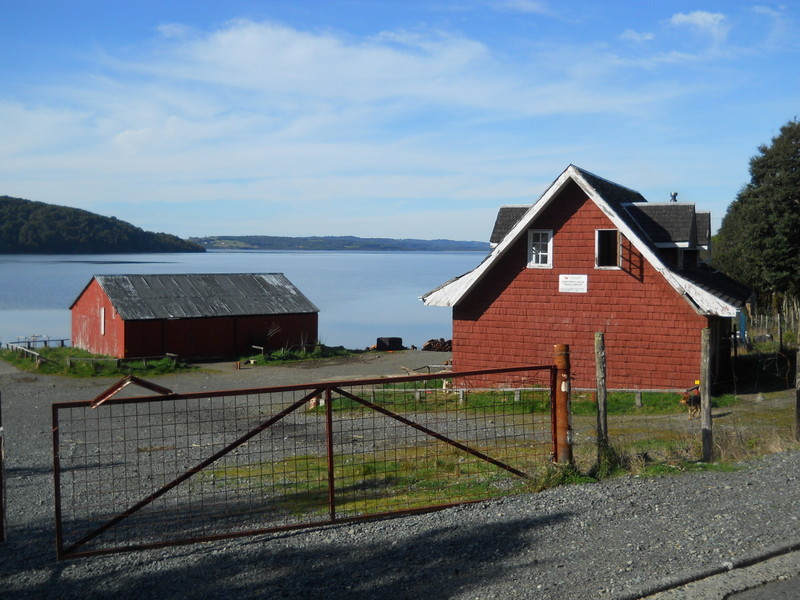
left=554, top=344, right=573, bottom=464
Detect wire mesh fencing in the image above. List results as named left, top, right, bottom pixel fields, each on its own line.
left=53, top=365, right=555, bottom=558
left=569, top=390, right=696, bottom=470
left=569, top=388, right=800, bottom=471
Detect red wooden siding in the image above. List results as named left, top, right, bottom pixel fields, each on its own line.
left=452, top=181, right=709, bottom=390
left=121, top=314, right=318, bottom=358
left=71, top=279, right=126, bottom=357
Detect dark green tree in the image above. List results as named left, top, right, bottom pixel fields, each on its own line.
left=0, top=196, right=205, bottom=254
left=714, top=119, right=800, bottom=300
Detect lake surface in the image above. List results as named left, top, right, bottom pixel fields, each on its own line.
left=0, top=251, right=482, bottom=350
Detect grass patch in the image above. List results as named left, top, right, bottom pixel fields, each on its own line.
left=306, top=386, right=552, bottom=415
left=0, top=346, right=191, bottom=377
left=530, top=463, right=597, bottom=492
left=202, top=443, right=544, bottom=516
left=572, top=391, right=739, bottom=416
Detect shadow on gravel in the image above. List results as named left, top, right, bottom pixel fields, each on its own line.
left=2, top=512, right=570, bottom=599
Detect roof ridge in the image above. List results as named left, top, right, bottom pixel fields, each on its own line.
left=569, top=164, right=646, bottom=199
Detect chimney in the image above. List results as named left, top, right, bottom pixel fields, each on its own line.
left=670, top=192, right=678, bottom=202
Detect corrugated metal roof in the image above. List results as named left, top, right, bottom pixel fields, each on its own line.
left=94, top=273, right=319, bottom=321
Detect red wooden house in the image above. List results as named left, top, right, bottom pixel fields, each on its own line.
left=422, top=165, right=751, bottom=390
left=71, top=273, right=319, bottom=359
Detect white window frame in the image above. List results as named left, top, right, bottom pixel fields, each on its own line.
left=595, top=229, right=621, bottom=269
left=527, top=229, right=553, bottom=268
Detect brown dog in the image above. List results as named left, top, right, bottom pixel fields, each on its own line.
left=680, top=390, right=701, bottom=419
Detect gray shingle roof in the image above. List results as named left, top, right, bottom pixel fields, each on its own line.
left=623, top=203, right=697, bottom=246
left=87, top=273, right=319, bottom=321
left=575, top=167, right=647, bottom=205
left=489, top=206, right=531, bottom=245
left=679, top=263, right=753, bottom=310
left=696, top=212, right=711, bottom=246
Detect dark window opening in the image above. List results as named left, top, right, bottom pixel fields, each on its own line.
left=596, top=230, right=620, bottom=267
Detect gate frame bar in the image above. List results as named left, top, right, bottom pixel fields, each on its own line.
left=53, top=364, right=556, bottom=559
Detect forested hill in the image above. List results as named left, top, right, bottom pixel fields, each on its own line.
left=0, top=196, right=204, bottom=254
left=191, top=235, right=490, bottom=252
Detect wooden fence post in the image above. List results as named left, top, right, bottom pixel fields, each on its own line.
left=594, top=333, right=608, bottom=451
left=795, top=349, right=800, bottom=443
left=701, top=328, right=713, bottom=462
left=795, top=348, right=800, bottom=389
left=553, top=344, right=573, bottom=465
left=795, top=389, right=800, bottom=443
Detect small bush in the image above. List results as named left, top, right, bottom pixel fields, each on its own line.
left=242, top=345, right=359, bottom=365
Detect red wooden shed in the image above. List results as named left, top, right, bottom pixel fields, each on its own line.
left=71, top=273, right=319, bottom=359
left=422, top=165, right=752, bottom=391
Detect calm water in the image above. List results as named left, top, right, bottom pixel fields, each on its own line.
left=0, top=251, right=482, bottom=350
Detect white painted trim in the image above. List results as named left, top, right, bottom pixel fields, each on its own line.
left=527, top=229, right=553, bottom=268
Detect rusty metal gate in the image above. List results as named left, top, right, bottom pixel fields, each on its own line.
left=53, top=365, right=556, bottom=559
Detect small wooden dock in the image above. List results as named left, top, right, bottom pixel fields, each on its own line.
left=11, top=336, right=69, bottom=349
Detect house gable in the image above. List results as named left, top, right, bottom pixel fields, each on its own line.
left=449, top=178, right=711, bottom=388
left=422, top=165, right=745, bottom=317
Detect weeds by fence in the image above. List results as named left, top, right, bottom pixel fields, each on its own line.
left=748, top=296, right=800, bottom=348
left=570, top=389, right=799, bottom=475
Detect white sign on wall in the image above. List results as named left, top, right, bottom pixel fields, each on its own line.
left=559, top=274, right=588, bottom=293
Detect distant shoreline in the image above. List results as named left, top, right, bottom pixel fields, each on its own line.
left=190, top=235, right=490, bottom=253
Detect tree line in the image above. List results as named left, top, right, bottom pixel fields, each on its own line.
left=191, top=235, right=490, bottom=252
left=712, top=118, right=800, bottom=341
left=0, top=196, right=204, bottom=254
left=713, top=119, right=800, bottom=305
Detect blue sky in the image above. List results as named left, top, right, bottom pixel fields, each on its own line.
left=1, top=1, right=798, bottom=241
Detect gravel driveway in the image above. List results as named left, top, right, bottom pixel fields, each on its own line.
left=2, top=352, right=800, bottom=599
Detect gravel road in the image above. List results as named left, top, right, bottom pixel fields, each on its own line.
left=2, top=352, right=800, bottom=599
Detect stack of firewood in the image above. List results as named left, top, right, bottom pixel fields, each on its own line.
left=422, top=338, right=452, bottom=352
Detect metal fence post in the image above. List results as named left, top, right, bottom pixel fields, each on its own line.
left=554, top=344, right=573, bottom=464
left=324, top=385, right=336, bottom=522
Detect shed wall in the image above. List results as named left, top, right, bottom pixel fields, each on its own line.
left=122, top=313, right=318, bottom=358
left=71, top=279, right=125, bottom=357
left=452, top=182, right=710, bottom=390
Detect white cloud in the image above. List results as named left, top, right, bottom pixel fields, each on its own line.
left=492, top=1, right=552, bottom=15
left=669, top=11, right=729, bottom=46
left=752, top=5, right=782, bottom=19
left=156, top=23, right=193, bottom=39
left=751, top=5, right=794, bottom=48
left=620, top=29, right=655, bottom=43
